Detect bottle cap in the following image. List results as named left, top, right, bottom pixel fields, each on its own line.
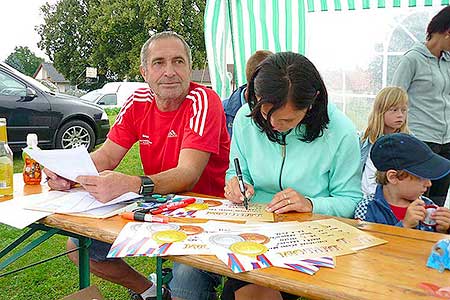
left=27, top=133, right=38, bottom=147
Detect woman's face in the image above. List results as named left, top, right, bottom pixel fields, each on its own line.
left=260, top=101, right=308, bottom=133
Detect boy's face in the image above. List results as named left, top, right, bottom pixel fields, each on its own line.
left=394, top=172, right=432, bottom=201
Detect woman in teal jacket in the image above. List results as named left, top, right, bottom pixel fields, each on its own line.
left=222, top=52, right=362, bottom=300
left=224, top=52, right=362, bottom=218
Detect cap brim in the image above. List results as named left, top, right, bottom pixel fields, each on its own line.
left=405, top=154, right=450, bottom=180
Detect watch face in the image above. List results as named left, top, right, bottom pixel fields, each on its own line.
left=140, top=176, right=154, bottom=195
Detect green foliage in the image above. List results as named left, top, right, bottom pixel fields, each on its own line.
left=37, top=0, right=206, bottom=84
left=37, top=0, right=93, bottom=85
left=5, top=46, right=44, bottom=76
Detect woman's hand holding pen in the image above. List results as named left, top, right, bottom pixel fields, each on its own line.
left=266, top=188, right=312, bottom=214
left=224, top=176, right=254, bottom=204
left=43, top=168, right=76, bottom=191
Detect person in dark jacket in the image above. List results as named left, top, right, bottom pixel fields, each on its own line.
left=355, top=133, right=450, bottom=233
left=223, top=50, right=272, bottom=137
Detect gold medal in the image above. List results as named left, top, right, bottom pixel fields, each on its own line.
left=229, top=241, right=268, bottom=257
left=152, top=230, right=187, bottom=244
left=185, top=203, right=209, bottom=211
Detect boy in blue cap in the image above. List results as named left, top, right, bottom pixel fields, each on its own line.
left=355, top=133, right=450, bottom=233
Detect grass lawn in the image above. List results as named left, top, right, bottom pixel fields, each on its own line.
left=0, top=110, right=158, bottom=300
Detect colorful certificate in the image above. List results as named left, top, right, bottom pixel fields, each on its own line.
left=162, top=196, right=274, bottom=222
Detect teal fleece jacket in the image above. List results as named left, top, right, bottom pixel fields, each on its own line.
left=226, top=103, right=363, bottom=218
left=392, top=42, right=450, bottom=144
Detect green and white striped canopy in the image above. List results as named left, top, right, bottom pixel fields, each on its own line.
left=204, top=0, right=449, bottom=99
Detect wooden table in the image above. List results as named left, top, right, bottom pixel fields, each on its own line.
left=3, top=178, right=450, bottom=299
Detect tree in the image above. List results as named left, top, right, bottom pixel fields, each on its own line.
left=5, top=46, right=44, bottom=76
left=37, top=0, right=93, bottom=85
left=37, top=0, right=206, bottom=84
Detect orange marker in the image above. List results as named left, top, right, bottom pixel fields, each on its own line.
left=121, top=212, right=169, bottom=223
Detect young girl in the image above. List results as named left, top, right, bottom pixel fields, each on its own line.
left=360, top=86, right=409, bottom=196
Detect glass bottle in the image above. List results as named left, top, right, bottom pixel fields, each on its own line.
left=0, top=118, right=13, bottom=196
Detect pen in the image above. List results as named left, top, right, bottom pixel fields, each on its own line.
left=121, top=212, right=169, bottom=223
left=150, top=197, right=196, bottom=215
left=234, top=158, right=249, bottom=210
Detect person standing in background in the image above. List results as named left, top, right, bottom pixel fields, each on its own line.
left=392, top=6, right=450, bottom=206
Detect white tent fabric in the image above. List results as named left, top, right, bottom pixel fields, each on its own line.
left=205, top=0, right=305, bottom=99
left=205, top=0, right=449, bottom=99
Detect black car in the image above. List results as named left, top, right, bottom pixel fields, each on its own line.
left=0, top=62, right=110, bottom=152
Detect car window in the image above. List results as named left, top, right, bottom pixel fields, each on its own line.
left=81, top=90, right=103, bottom=102
left=0, top=71, right=26, bottom=97
left=98, top=93, right=117, bottom=105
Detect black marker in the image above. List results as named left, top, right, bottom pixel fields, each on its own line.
left=234, top=158, right=249, bottom=210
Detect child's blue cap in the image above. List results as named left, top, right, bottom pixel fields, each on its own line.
left=371, top=133, right=450, bottom=180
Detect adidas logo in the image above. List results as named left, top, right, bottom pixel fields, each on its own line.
left=168, top=130, right=177, bottom=138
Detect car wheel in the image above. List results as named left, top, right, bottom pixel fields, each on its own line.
left=55, top=120, right=96, bottom=152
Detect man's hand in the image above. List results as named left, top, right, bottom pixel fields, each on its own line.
left=433, top=207, right=450, bottom=233
left=76, top=170, right=140, bottom=203
left=43, top=168, right=75, bottom=191
left=266, top=187, right=312, bottom=214
left=402, top=199, right=426, bottom=228
left=224, top=176, right=254, bottom=204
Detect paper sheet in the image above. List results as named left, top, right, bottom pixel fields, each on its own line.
left=162, top=196, right=274, bottom=222
left=107, top=222, right=215, bottom=258
left=24, top=190, right=140, bottom=213
left=202, top=221, right=354, bottom=273
left=0, top=193, right=64, bottom=229
left=24, top=147, right=98, bottom=182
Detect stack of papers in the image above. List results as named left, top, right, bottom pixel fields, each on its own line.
left=107, top=219, right=387, bottom=275
left=0, top=147, right=141, bottom=229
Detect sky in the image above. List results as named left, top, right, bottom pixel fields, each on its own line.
left=1, top=0, right=58, bottom=61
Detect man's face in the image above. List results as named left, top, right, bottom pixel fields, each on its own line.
left=140, top=37, right=191, bottom=102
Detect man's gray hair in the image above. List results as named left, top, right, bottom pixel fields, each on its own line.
left=140, top=31, right=192, bottom=68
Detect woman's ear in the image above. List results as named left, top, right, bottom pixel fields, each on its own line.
left=386, top=170, right=399, bottom=184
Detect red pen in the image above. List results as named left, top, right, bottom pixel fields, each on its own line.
left=151, top=197, right=196, bottom=215
left=121, top=212, right=169, bottom=223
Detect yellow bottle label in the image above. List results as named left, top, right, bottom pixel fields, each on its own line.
left=0, top=124, right=7, bottom=143
left=0, top=157, right=13, bottom=196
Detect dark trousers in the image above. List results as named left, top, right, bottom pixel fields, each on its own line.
left=424, top=142, right=450, bottom=206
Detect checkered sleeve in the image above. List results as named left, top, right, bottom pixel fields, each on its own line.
left=354, top=194, right=374, bottom=220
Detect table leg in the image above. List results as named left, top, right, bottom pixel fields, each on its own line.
left=78, top=237, right=91, bottom=289
left=156, top=257, right=163, bottom=300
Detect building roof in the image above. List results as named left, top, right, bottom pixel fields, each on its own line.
left=33, top=62, right=69, bottom=83
left=191, top=64, right=234, bottom=86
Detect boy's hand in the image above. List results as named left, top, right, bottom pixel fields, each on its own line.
left=432, top=207, right=450, bottom=233
left=403, top=199, right=426, bottom=229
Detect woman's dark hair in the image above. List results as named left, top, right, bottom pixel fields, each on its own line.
left=427, top=6, right=450, bottom=40
left=247, top=52, right=329, bottom=144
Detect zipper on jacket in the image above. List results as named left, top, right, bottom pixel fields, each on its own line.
left=278, top=132, right=289, bottom=191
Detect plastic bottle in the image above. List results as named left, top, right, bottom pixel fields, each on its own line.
left=22, top=133, right=42, bottom=185
left=0, top=118, right=13, bottom=196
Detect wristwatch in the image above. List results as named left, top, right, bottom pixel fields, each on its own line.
left=139, top=176, right=154, bottom=196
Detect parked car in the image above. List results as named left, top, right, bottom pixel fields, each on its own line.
left=81, top=81, right=148, bottom=108
left=0, top=62, right=110, bottom=152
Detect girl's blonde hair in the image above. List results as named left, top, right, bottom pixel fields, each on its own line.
left=362, top=86, right=410, bottom=143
